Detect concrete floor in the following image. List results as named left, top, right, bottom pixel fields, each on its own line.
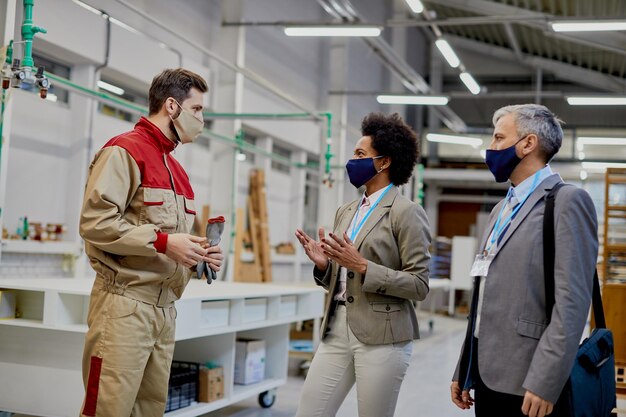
left=204, top=314, right=470, bottom=417
left=9, top=313, right=626, bottom=417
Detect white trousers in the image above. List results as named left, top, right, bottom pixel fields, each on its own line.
left=296, top=305, right=413, bottom=417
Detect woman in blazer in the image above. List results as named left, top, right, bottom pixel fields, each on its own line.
left=294, top=112, right=431, bottom=417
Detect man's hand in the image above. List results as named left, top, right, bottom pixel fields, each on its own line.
left=522, top=390, right=553, bottom=417
left=200, top=243, right=224, bottom=272
left=450, top=381, right=474, bottom=410
left=321, top=232, right=368, bottom=275
left=165, top=234, right=208, bottom=268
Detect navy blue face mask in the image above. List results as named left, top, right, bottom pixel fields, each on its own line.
left=485, top=137, right=526, bottom=183
left=346, top=156, right=384, bottom=188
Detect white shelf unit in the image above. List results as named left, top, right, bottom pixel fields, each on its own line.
left=0, top=278, right=324, bottom=417
left=0, top=240, right=82, bottom=255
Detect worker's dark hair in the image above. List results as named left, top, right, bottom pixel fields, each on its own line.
left=148, top=68, right=208, bottom=115
left=361, top=112, right=419, bottom=186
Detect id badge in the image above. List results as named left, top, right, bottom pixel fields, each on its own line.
left=469, top=253, right=495, bottom=276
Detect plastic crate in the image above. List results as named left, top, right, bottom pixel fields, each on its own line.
left=165, top=361, right=199, bottom=412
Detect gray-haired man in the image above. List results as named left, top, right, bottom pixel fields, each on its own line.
left=450, top=104, right=598, bottom=417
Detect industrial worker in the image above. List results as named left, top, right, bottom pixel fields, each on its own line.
left=450, top=104, right=598, bottom=417
left=78, top=68, right=223, bottom=416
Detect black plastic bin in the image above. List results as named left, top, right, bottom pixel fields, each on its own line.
left=165, top=361, right=199, bottom=412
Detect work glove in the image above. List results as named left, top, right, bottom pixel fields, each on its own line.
left=197, top=216, right=225, bottom=284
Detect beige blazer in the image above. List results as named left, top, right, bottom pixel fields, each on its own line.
left=314, top=186, right=431, bottom=345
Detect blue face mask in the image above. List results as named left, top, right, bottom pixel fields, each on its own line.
left=346, top=156, right=384, bottom=188
left=485, top=137, right=526, bottom=183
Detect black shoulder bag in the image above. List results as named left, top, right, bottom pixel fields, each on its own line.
left=544, top=183, right=616, bottom=417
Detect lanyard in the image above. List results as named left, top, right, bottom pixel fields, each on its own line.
left=349, top=184, right=393, bottom=241
left=485, top=171, right=541, bottom=253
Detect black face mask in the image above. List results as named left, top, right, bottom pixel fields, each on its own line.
left=345, top=156, right=384, bottom=188
left=485, top=137, right=527, bottom=183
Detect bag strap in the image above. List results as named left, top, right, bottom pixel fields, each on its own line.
left=543, top=183, right=606, bottom=329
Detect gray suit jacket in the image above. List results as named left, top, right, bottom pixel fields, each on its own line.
left=453, top=174, right=598, bottom=403
left=313, top=186, right=431, bottom=345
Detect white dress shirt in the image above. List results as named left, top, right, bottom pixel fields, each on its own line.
left=334, top=186, right=388, bottom=301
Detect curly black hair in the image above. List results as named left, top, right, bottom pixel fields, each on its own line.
left=361, top=112, right=419, bottom=186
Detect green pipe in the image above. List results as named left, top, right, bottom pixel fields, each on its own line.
left=0, top=89, right=6, bottom=218
left=46, top=72, right=148, bottom=114
left=44, top=72, right=344, bottom=171
left=203, top=111, right=335, bottom=176
left=5, top=40, right=13, bottom=65
left=21, top=0, right=46, bottom=69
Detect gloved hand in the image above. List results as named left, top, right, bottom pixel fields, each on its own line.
left=197, top=216, right=225, bottom=284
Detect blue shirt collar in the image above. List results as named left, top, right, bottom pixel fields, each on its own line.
left=510, top=165, right=553, bottom=203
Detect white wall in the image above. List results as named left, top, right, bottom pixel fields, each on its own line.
left=1, top=0, right=416, bottom=281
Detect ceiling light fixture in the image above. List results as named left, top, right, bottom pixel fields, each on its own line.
left=377, top=95, right=449, bottom=105
left=577, top=137, right=626, bottom=150
left=460, top=72, right=481, bottom=95
left=405, top=0, right=424, bottom=14
left=426, top=133, right=483, bottom=148
left=567, top=96, right=626, bottom=106
left=284, top=25, right=382, bottom=37
left=551, top=20, right=626, bottom=32
left=435, top=39, right=460, bottom=68
left=97, top=80, right=125, bottom=96
left=581, top=162, right=626, bottom=170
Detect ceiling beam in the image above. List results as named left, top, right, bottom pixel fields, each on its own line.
left=447, top=35, right=626, bottom=92
left=503, top=22, right=523, bottom=61
left=426, top=0, right=626, bottom=58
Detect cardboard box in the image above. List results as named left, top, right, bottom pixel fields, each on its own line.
left=199, top=367, right=224, bottom=403
left=234, top=338, right=265, bottom=385
left=0, top=290, right=16, bottom=319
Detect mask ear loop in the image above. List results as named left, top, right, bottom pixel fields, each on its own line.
left=169, top=98, right=183, bottom=120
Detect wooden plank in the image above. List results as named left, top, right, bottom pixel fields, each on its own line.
left=233, top=207, right=244, bottom=281
left=192, top=204, right=210, bottom=236
left=247, top=195, right=263, bottom=275
left=604, top=283, right=626, bottom=364
left=255, top=170, right=272, bottom=283
left=234, top=206, right=263, bottom=283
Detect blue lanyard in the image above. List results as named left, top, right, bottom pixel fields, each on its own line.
left=349, top=184, right=393, bottom=241
left=486, top=171, right=541, bottom=253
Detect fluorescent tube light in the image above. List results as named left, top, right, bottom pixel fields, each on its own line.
left=377, top=95, right=449, bottom=105
left=97, top=80, right=125, bottom=96
left=284, top=26, right=381, bottom=37
left=426, top=133, right=483, bottom=148
left=72, top=0, right=102, bottom=16
left=581, top=162, right=626, bottom=170
left=405, top=0, right=424, bottom=14
left=577, top=137, right=626, bottom=150
left=435, top=39, right=460, bottom=68
left=551, top=20, right=626, bottom=32
left=567, top=96, right=626, bottom=105
left=460, top=72, right=480, bottom=95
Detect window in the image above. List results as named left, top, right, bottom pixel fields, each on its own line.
left=97, top=78, right=148, bottom=123
left=271, top=144, right=291, bottom=174
left=21, top=53, right=71, bottom=103
left=239, top=130, right=257, bottom=164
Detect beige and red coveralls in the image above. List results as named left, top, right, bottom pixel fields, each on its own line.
left=79, top=117, right=196, bottom=416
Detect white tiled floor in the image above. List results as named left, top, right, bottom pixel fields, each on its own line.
left=204, top=314, right=470, bottom=417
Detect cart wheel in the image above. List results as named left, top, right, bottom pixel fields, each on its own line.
left=258, top=389, right=276, bottom=408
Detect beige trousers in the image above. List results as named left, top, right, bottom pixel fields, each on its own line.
left=80, top=289, right=176, bottom=417
left=296, top=305, right=412, bottom=417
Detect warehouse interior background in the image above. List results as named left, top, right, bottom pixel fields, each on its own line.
left=0, top=0, right=625, bottom=416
